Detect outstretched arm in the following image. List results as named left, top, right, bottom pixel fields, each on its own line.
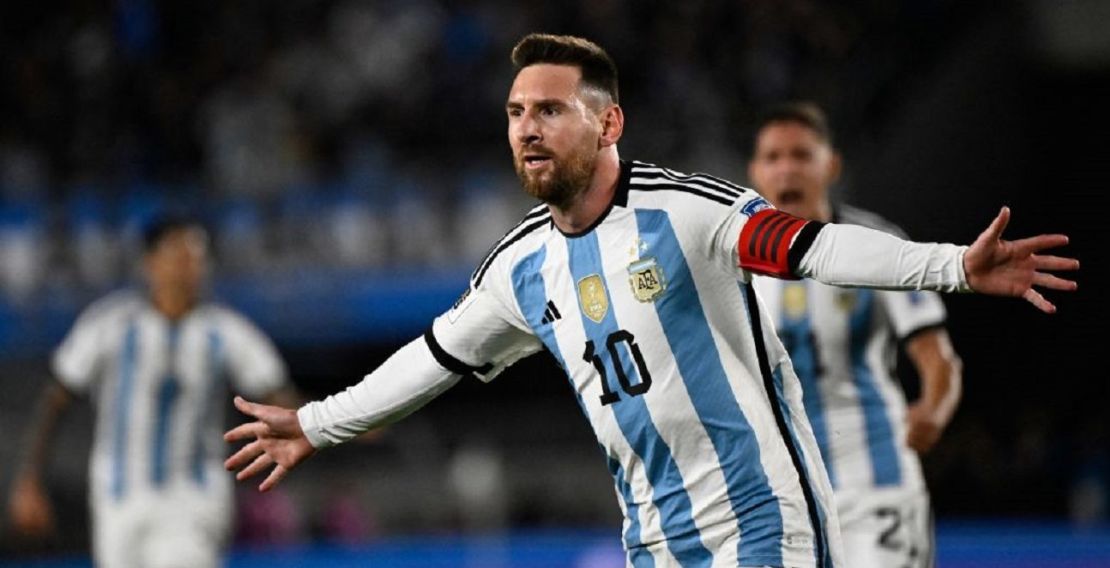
left=792, top=207, right=1077, bottom=312
left=225, top=335, right=460, bottom=491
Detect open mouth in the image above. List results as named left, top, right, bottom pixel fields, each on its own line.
left=523, top=154, right=553, bottom=170
left=776, top=189, right=804, bottom=205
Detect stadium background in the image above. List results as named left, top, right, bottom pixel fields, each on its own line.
left=0, top=0, right=1106, bottom=566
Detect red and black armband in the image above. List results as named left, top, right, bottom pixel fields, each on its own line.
left=737, top=209, right=826, bottom=278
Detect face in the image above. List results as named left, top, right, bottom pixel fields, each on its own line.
left=748, top=121, right=840, bottom=221
left=145, top=227, right=208, bottom=300
left=506, top=64, right=606, bottom=208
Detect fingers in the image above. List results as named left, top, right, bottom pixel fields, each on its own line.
left=233, top=396, right=259, bottom=418
left=224, top=421, right=265, bottom=443
left=1033, top=272, right=1078, bottom=292
left=1012, top=234, right=1069, bottom=256
left=259, top=464, right=289, bottom=493
left=236, top=453, right=274, bottom=482
left=1023, top=288, right=1056, bottom=314
left=1034, top=254, right=1080, bottom=272
left=982, top=206, right=1011, bottom=241
left=224, top=439, right=264, bottom=472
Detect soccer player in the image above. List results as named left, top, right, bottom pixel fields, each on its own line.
left=748, top=102, right=961, bottom=567
left=8, top=216, right=294, bottom=568
left=223, top=34, right=1077, bottom=568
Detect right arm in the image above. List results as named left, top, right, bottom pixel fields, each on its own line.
left=9, top=294, right=112, bottom=537
left=8, top=381, right=73, bottom=538
left=226, top=263, right=541, bottom=491
left=224, top=336, right=460, bottom=491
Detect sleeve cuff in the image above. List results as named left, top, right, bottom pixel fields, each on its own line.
left=955, top=246, right=973, bottom=293
left=296, top=403, right=334, bottom=449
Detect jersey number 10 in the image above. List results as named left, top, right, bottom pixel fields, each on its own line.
left=583, top=330, right=653, bottom=406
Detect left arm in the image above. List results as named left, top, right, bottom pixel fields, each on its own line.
left=903, top=329, right=962, bottom=454
left=740, top=206, right=1078, bottom=312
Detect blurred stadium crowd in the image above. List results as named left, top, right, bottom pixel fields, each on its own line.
left=0, top=0, right=981, bottom=302
left=1, top=0, right=1106, bottom=561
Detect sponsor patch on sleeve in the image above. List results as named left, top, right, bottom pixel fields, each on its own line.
left=740, top=196, right=773, bottom=218
left=447, top=287, right=477, bottom=323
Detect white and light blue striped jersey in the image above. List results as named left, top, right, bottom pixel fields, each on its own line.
left=52, top=290, right=288, bottom=505
left=429, top=161, right=844, bottom=568
left=753, top=205, right=947, bottom=494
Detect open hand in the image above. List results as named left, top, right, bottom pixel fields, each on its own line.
left=224, top=396, right=316, bottom=492
left=963, top=207, right=1078, bottom=313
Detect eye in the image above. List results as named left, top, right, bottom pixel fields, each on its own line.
left=507, top=108, right=522, bottom=118
left=540, top=105, right=559, bottom=117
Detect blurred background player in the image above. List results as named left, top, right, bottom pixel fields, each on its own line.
left=749, top=102, right=962, bottom=567
left=7, top=215, right=295, bottom=568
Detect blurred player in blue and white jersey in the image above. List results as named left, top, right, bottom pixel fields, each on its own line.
left=222, top=35, right=1077, bottom=568
left=749, top=102, right=962, bottom=567
left=8, top=215, right=294, bottom=568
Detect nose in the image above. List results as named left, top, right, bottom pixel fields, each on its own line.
left=516, top=112, right=542, bottom=146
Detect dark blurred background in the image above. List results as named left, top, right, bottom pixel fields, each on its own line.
left=1, top=0, right=1107, bottom=562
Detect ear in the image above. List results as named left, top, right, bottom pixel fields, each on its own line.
left=828, top=150, right=843, bottom=184
left=598, top=105, right=624, bottom=148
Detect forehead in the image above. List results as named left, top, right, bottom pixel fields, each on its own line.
left=149, top=227, right=208, bottom=255
left=508, top=64, right=583, bottom=103
left=756, top=121, right=827, bottom=149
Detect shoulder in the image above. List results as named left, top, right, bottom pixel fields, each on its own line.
left=195, top=302, right=260, bottom=333
left=835, top=203, right=908, bottom=239
left=73, top=289, right=145, bottom=329
left=625, top=161, right=753, bottom=211
left=469, top=202, right=552, bottom=291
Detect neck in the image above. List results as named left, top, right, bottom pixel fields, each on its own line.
left=548, top=146, right=621, bottom=234
left=814, top=199, right=833, bottom=223
left=151, top=288, right=195, bottom=320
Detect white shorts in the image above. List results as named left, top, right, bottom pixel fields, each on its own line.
left=834, top=486, right=933, bottom=568
left=91, top=485, right=231, bottom=568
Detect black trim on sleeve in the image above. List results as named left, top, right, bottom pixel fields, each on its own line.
left=786, top=221, right=827, bottom=277
left=898, top=321, right=947, bottom=347
left=423, top=328, right=493, bottom=377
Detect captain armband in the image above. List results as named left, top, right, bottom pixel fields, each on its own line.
left=737, top=209, right=824, bottom=278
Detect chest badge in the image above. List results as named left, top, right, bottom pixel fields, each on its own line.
left=835, top=290, right=857, bottom=312
left=628, top=257, right=667, bottom=303
left=577, top=274, right=610, bottom=323
left=783, top=282, right=808, bottom=319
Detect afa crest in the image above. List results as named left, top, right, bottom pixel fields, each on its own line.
left=627, top=257, right=666, bottom=302
left=835, top=291, right=857, bottom=312
left=577, top=274, right=609, bottom=323
left=783, top=283, right=808, bottom=319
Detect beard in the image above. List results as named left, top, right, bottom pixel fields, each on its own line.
left=515, top=145, right=597, bottom=210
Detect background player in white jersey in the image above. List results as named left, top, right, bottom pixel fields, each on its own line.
left=8, top=215, right=294, bottom=568
left=748, top=102, right=962, bottom=567
left=220, top=34, right=1077, bottom=568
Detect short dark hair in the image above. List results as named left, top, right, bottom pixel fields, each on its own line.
left=753, top=101, right=834, bottom=146
left=142, top=213, right=205, bottom=253
left=511, top=33, right=619, bottom=104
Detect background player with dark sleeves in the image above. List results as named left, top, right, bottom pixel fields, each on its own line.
left=749, top=102, right=960, bottom=567
left=222, top=34, right=1077, bottom=568
left=8, top=216, right=296, bottom=568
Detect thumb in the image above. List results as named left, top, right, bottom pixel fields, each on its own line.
left=982, top=206, right=1010, bottom=242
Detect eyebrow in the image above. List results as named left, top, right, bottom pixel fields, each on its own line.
left=505, top=98, right=569, bottom=111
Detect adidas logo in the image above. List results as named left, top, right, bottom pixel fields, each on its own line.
left=540, top=300, right=562, bottom=325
